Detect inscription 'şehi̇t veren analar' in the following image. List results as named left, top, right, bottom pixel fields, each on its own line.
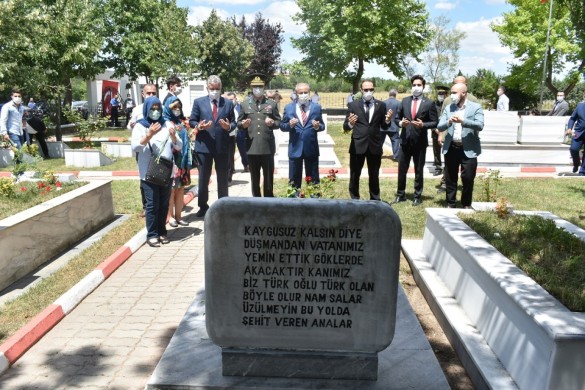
left=240, top=225, right=374, bottom=329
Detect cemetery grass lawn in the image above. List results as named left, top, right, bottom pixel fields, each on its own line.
left=461, top=212, right=585, bottom=312
left=0, top=180, right=144, bottom=344
left=0, top=156, right=138, bottom=172
left=0, top=181, right=86, bottom=220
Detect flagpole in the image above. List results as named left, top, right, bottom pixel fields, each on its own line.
left=539, top=0, right=554, bottom=113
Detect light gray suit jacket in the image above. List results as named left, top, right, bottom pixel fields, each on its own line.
left=437, top=100, right=484, bottom=158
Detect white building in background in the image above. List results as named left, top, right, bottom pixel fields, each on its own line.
left=86, top=70, right=207, bottom=114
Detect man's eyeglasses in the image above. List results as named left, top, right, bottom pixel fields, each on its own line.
left=362, top=88, right=374, bottom=92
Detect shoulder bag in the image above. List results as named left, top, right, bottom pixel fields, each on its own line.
left=145, top=136, right=173, bottom=186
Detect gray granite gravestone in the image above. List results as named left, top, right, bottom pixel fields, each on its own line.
left=205, top=197, right=401, bottom=380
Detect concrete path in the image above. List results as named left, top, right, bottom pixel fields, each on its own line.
left=0, top=172, right=252, bottom=389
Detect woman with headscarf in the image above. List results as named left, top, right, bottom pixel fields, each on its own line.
left=163, top=96, right=192, bottom=227
left=131, top=96, right=182, bottom=247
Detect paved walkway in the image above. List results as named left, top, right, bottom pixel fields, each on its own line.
left=0, top=172, right=252, bottom=389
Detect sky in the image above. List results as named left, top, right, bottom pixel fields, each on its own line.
left=178, top=0, right=515, bottom=79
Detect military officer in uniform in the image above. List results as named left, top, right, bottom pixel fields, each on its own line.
left=237, top=73, right=282, bottom=197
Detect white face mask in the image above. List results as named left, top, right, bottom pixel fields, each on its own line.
left=451, top=93, right=460, bottom=105
left=437, top=95, right=445, bottom=103
left=208, top=89, right=220, bottom=100
left=252, top=87, right=264, bottom=98
left=148, top=110, right=161, bottom=120
left=297, top=92, right=310, bottom=104
left=12, top=96, right=22, bottom=105
left=172, top=109, right=182, bottom=117
left=174, top=86, right=182, bottom=95
left=412, top=86, right=423, bottom=97
left=362, top=91, right=374, bottom=101
left=557, top=96, right=565, bottom=102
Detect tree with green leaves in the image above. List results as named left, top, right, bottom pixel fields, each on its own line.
left=235, top=13, right=284, bottom=89
left=101, top=0, right=198, bottom=88
left=422, top=16, right=466, bottom=85
left=292, top=0, right=429, bottom=93
left=193, top=10, right=254, bottom=91
left=0, top=0, right=106, bottom=140
left=467, top=69, right=502, bottom=108
left=492, top=0, right=584, bottom=96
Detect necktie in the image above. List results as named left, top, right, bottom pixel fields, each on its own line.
left=301, top=104, right=307, bottom=125
left=365, top=101, right=371, bottom=122
left=412, top=97, right=418, bottom=119
left=212, top=99, right=218, bottom=121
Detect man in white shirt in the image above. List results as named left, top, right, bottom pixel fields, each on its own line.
left=496, top=86, right=509, bottom=111
left=0, top=89, right=26, bottom=148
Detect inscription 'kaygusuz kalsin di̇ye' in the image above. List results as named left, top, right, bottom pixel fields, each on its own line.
left=240, top=224, right=373, bottom=330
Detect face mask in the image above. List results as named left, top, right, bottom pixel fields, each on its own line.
left=557, top=96, right=564, bottom=102
left=437, top=95, right=445, bottom=103
left=12, top=97, right=22, bottom=105
left=172, top=109, right=182, bottom=117
left=174, top=86, right=182, bottom=95
left=412, top=86, right=423, bottom=97
left=253, top=87, right=264, bottom=98
left=362, top=91, right=374, bottom=101
left=297, top=93, right=310, bottom=104
left=451, top=93, right=460, bottom=105
left=148, top=110, right=161, bottom=120
left=208, top=89, right=220, bottom=99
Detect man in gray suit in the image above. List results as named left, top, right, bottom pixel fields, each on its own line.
left=437, top=83, right=484, bottom=209
left=547, top=91, right=569, bottom=116
left=383, top=89, right=401, bottom=161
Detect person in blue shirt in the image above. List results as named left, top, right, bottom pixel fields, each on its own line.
left=110, top=94, right=120, bottom=127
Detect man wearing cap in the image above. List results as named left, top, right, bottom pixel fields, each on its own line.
left=432, top=86, right=449, bottom=176
left=189, top=75, right=236, bottom=217
left=237, top=73, right=281, bottom=197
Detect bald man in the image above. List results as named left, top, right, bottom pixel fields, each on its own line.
left=437, top=83, right=484, bottom=208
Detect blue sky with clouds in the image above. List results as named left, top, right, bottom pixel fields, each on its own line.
left=178, top=0, right=515, bottom=78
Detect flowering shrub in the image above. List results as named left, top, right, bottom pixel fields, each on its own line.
left=286, top=169, right=338, bottom=199
left=495, top=196, right=512, bottom=219
left=0, top=178, right=63, bottom=199
left=480, top=169, right=503, bottom=202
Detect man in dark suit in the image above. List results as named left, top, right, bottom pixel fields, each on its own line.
left=189, top=75, right=236, bottom=217
left=383, top=89, right=401, bottom=161
left=343, top=80, right=394, bottom=200
left=237, top=73, right=281, bottom=197
left=567, top=99, right=585, bottom=175
left=280, top=82, right=325, bottom=190
left=393, top=74, right=438, bottom=206
left=547, top=91, right=570, bottom=116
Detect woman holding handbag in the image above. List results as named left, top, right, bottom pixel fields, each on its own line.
left=131, top=96, right=182, bottom=247
left=163, top=96, right=192, bottom=227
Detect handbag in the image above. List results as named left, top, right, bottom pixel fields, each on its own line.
left=145, top=137, right=173, bottom=186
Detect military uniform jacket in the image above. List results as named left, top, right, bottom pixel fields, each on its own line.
left=237, top=96, right=281, bottom=155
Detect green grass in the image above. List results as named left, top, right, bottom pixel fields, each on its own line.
left=461, top=212, right=585, bottom=311
left=0, top=180, right=144, bottom=344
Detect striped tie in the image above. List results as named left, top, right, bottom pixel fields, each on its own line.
left=301, top=104, right=307, bottom=125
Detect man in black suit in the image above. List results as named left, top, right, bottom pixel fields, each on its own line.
left=343, top=80, right=394, bottom=200
left=393, top=75, right=438, bottom=206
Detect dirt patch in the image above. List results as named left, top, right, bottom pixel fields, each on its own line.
left=400, top=256, right=475, bottom=390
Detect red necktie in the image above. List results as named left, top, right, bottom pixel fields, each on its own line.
left=212, top=100, right=218, bottom=121
left=412, top=97, right=418, bottom=119
left=301, top=104, right=307, bottom=125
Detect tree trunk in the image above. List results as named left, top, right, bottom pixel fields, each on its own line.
left=352, top=57, right=364, bottom=94
left=55, top=94, right=62, bottom=142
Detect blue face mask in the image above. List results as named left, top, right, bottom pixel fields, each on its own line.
left=148, top=110, right=161, bottom=120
